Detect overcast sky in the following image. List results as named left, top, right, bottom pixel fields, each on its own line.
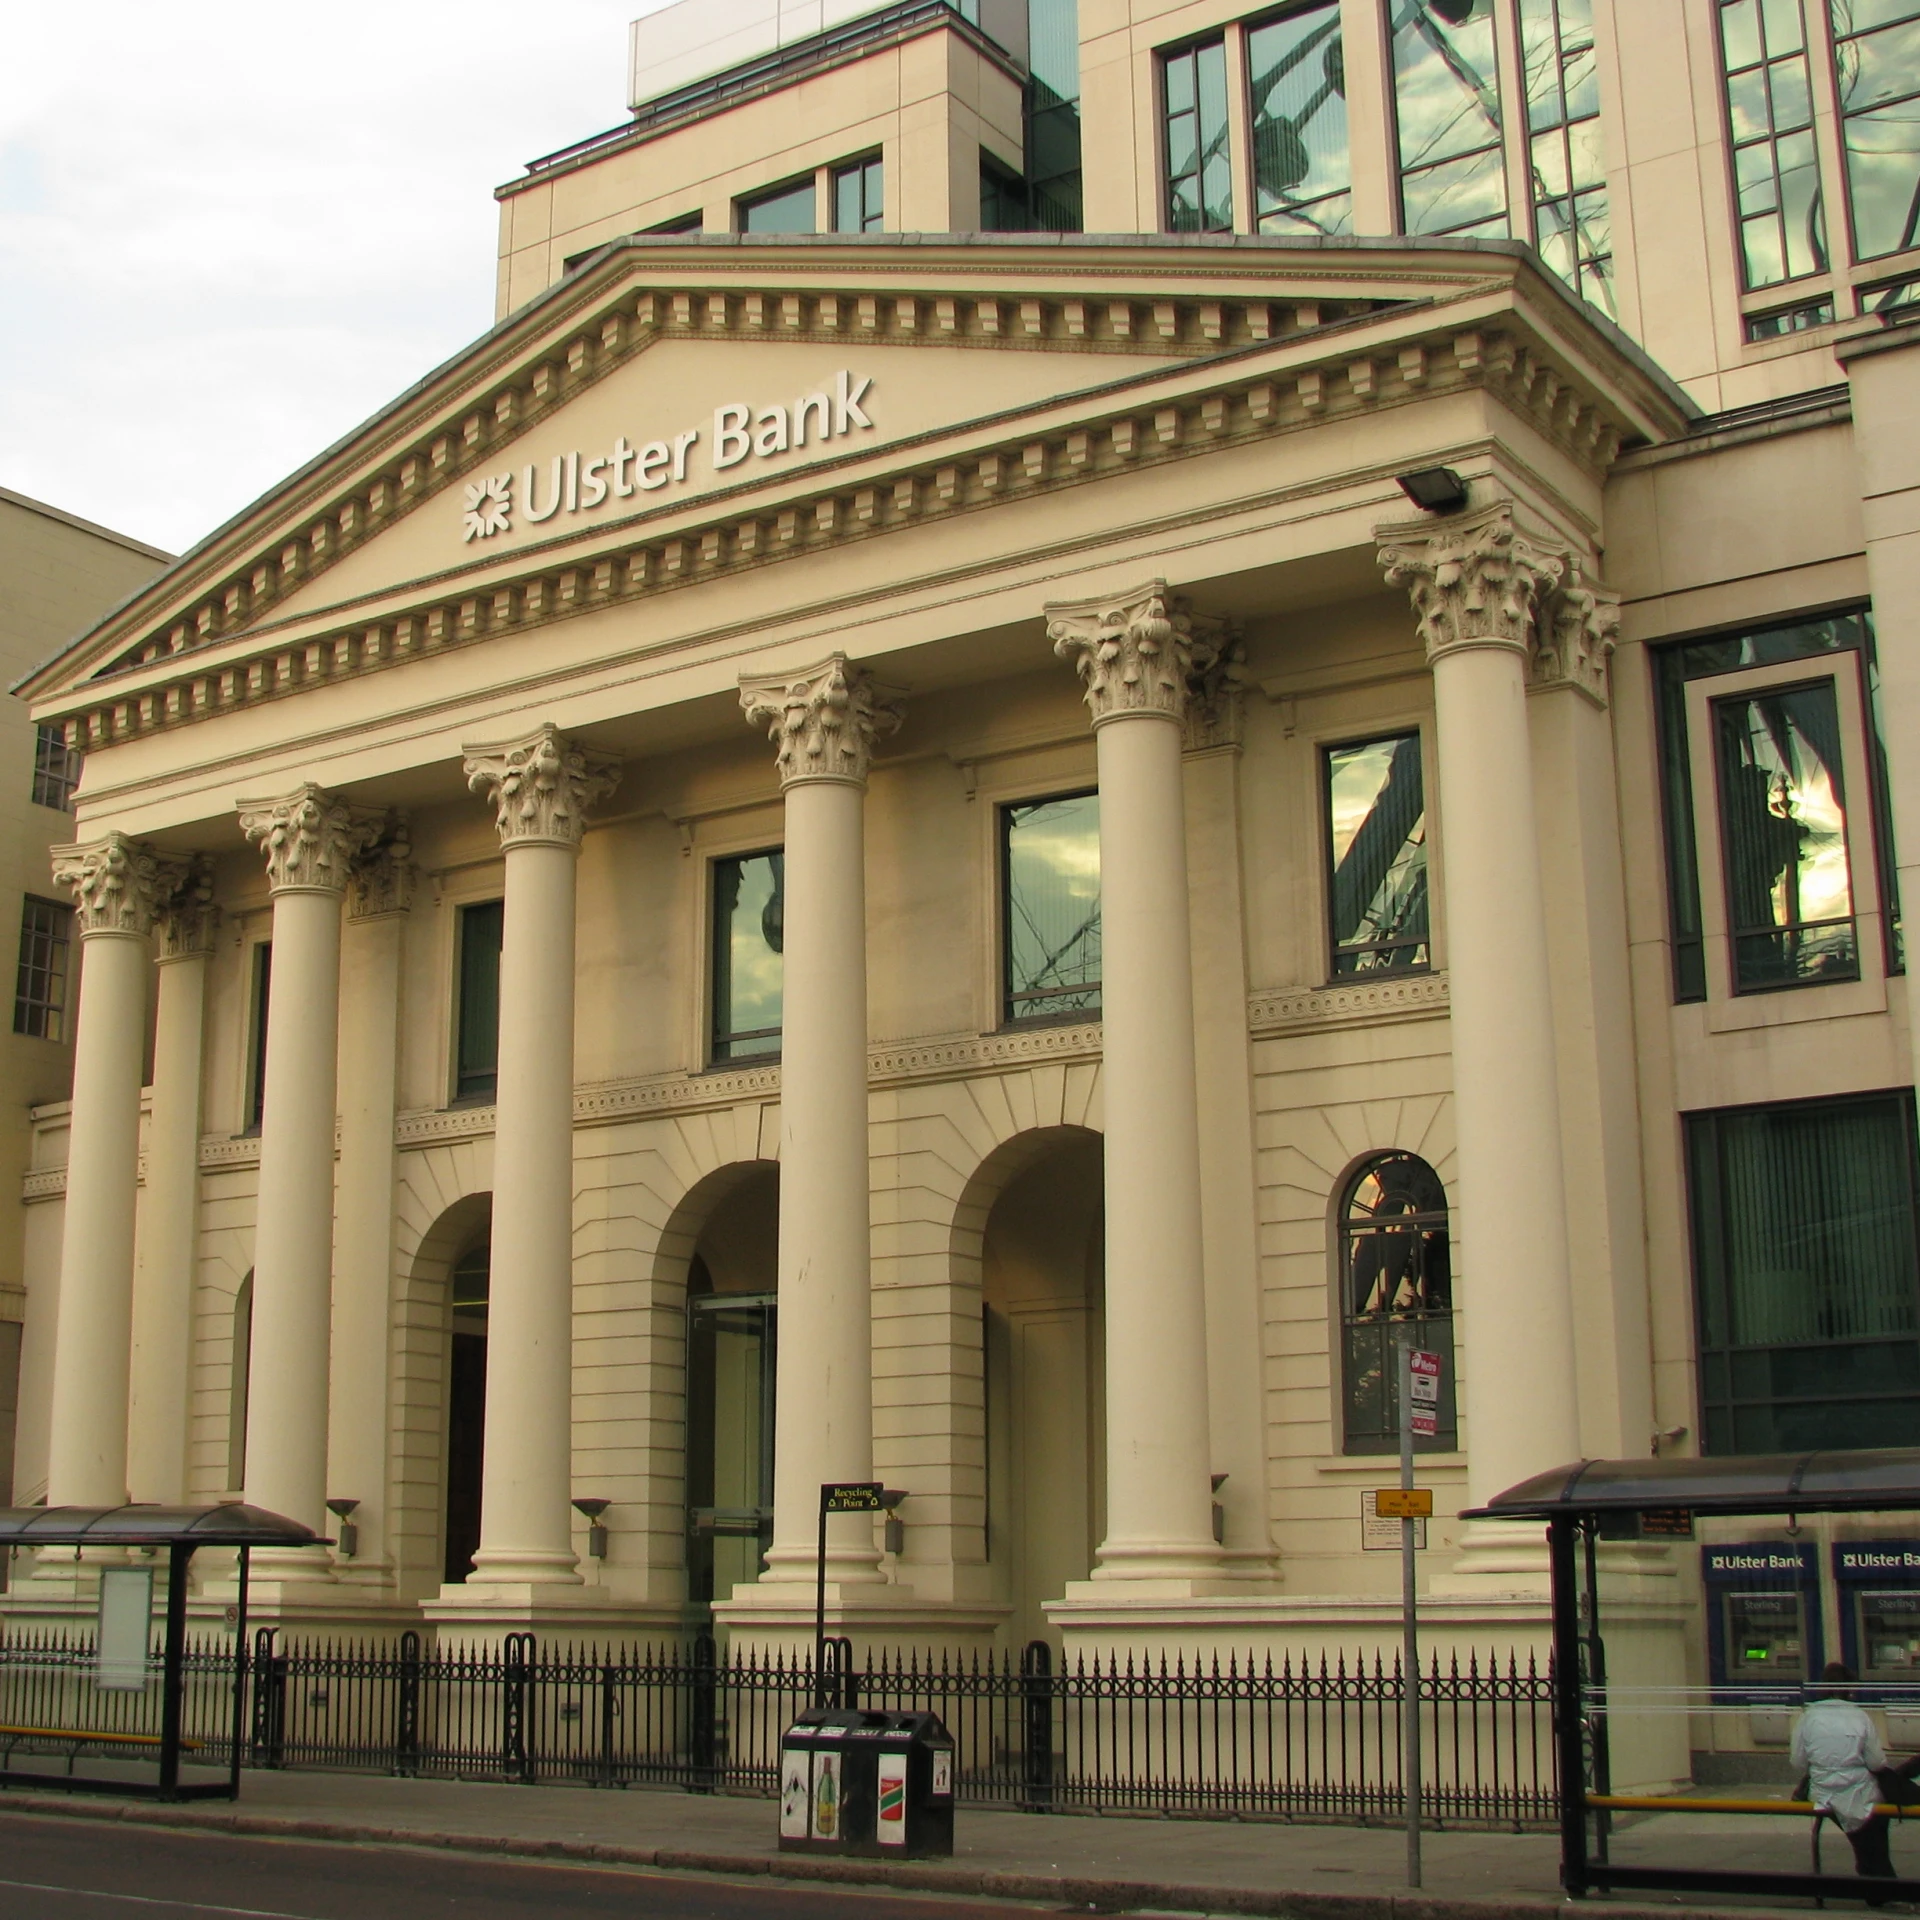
left=2, top=1, right=686, bottom=557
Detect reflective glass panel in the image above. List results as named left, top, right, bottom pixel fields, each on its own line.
left=738, top=177, right=816, bottom=234
left=1832, top=5, right=1920, bottom=259
left=455, top=900, right=503, bottom=1102
left=712, top=851, right=784, bottom=1060
left=833, top=155, right=884, bottom=233
left=1164, top=39, right=1233, bottom=231
left=1718, top=0, right=1827, bottom=286
left=1325, top=734, right=1430, bottom=975
left=1003, top=792, right=1101, bottom=1022
left=1392, top=0, right=1508, bottom=237
left=1520, top=0, right=1614, bottom=311
left=1340, top=1154, right=1457, bottom=1454
left=1713, top=680, right=1859, bottom=990
left=1248, top=3, right=1352, bottom=237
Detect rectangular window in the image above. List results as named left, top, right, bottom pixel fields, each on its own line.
left=1654, top=610, right=1902, bottom=1001
left=246, top=942, right=271, bottom=1133
left=30, top=726, right=81, bottom=811
left=833, top=155, right=883, bottom=233
left=455, top=900, right=503, bottom=1104
left=1688, top=1092, right=1920, bottom=1453
left=1830, top=0, right=1920, bottom=261
left=1002, top=792, right=1101, bottom=1023
left=1746, top=294, right=1838, bottom=335
left=712, top=851, right=783, bottom=1062
left=644, top=211, right=703, bottom=236
left=980, top=151, right=1031, bottom=230
left=1324, top=734, right=1431, bottom=977
left=1717, top=0, right=1827, bottom=287
left=12, top=897, right=71, bottom=1042
left=1164, top=38, right=1233, bottom=232
left=1519, top=0, right=1614, bottom=314
left=1392, top=0, right=1509, bottom=238
left=1025, top=0, right=1085, bottom=232
left=737, top=177, right=817, bottom=235
left=1712, top=680, right=1859, bottom=990
left=1247, top=3, right=1352, bottom=237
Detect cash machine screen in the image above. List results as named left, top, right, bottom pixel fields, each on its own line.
left=1856, top=1591, right=1920, bottom=1682
left=1723, top=1591, right=1806, bottom=1683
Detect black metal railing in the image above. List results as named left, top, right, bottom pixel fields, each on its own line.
left=0, top=1627, right=1554, bottom=1823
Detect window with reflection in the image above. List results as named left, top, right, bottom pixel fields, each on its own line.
left=833, top=155, right=884, bottom=233
left=1325, top=734, right=1430, bottom=976
left=738, top=176, right=816, bottom=234
left=1164, top=38, right=1233, bottom=231
left=1248, top=3, right=1351, bottom=237
left=1002, top=792, right=1101, bottom=1022
left=1713, top=682, right=1859, bottom=990
left=455, top=900, right=503, bottom=1103
left=1717, top=0, right=1826, bottom=288
left=1689, top=1092, right=1920, bottom=1452
left=12, top=896, right=70, bottom=1042
left=1520, top=0, right=1613, bottom=314
left=712, top=851, right=784, bottom=1061
left=1830, top=0, right=1920, bottom=261
left=246, top=942, right=272, bottom=1132
left=1391, top=0, right=1509, bottom=238
left=1339, top=1153, right=1456, bottom=1454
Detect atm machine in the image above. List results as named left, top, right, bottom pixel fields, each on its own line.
left=1703, top=1542, right=1822, bottom=1746
left=1835, top=1541, right=1920, bottom=1747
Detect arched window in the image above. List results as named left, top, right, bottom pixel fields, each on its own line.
left=1338, top=1154, right=1457, bottom=1453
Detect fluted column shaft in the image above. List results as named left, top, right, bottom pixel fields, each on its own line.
left=239, top=785, right=371, bottom=1548
left=327, top=835, right=412, bottom=1582
left=128, top=875, right=217, bottom=1504
left=1379, top=508, right=1589, bottom=1509
left=742, top=659, right=900, bottom=1586
left=1049, top=585, right=1224, bottom=1586
left=461, top=728, right=618, bottom=1589
left=44, top=834, right=177, bottom=1511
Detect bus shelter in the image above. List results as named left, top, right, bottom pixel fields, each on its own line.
left=1468, top=1449, right=1920, bottom=1906
left=0, top=1503, right=323, bottom=1801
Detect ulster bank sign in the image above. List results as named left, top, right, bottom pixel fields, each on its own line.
left=460, top=369, right=876, bottom=543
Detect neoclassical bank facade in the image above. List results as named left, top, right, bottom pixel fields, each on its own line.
left=11, top=5, right=1920, bottom=1728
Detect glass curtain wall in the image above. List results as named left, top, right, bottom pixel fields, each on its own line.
left=1689, top=1093, right=1920, bottom=1451
left=1247, top=3, right=1352, bottom=236
left=1830, top=0, right=1920, bottom=262
left=1717, top=0, right=1827, bottom=288
left=1390, top=0, right=1509, bottom=238
left=1519, top=0, right=1613, bottom=312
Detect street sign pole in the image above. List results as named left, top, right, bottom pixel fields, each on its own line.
left=815, top=1483, right=887, bottom=1707
left=1398, top=1329, right=1421, bottom=1891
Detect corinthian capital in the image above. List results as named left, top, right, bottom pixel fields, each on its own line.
left=157, top=856, right=220, bottom=961
left=463, top=725, right=621, bottom=848
left=51, top=833, right=186, bottom=937
left=237, top=784, right=378, bottom=895
left=739, top=655, right=904, bottom=788
left=1375, top=504, right=1564, bottom=666
left=1047, top=580, right=1211, bottom=726
left=1534, top=561, right=1622, bottom=705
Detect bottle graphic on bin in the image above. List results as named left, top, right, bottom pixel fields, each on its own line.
left=814, top=1759, right=838, bottom=1837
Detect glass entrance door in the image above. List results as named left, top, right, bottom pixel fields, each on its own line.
left=687, top=1291, right=776, bottom=1612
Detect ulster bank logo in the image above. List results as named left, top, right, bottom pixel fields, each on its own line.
left=457, top=370, right=875, bottom=545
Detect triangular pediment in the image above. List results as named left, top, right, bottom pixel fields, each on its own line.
left=25, top=235, right=1693, bottom=740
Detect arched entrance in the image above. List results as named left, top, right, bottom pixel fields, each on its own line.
left=443, top=1228, right=490, bottom=1584
left=679, top=1162, right=780, bottom=1616
left=980, top=1127, right=1105, bottom=1646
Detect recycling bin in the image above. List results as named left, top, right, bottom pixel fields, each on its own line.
left=778, top=1707, right=955, bottom=1857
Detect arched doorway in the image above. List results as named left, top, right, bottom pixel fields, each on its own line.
left=443, top=1226, right=490, bottom=1585
left=682, top=1163, right=780, bottom=1616
left=980, top=1128, right=1105, bottom=1646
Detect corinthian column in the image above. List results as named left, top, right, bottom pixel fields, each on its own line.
left=1377, top=505, right=1582, bottom=1524
left=1048, top=583, right=1223, bottom=1590
left=128, top=863, right=218, bottom=1504
left=327, top=828, right=414, bottom=1585
left=739, top=658, right=901, bottom=1591
left=238, top=784, right=376, bottom=1554
left=43, top=834, right=181, bottom=1518
left=458, top=726, right=619, bottom=1592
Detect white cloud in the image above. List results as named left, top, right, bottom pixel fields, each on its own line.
left=1, top=0, right=683, bottom=553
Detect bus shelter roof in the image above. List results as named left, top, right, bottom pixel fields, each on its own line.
left=1461, top=1449, right=1920, bottom=1521
left=0, top=1503, right=323, bottom=1548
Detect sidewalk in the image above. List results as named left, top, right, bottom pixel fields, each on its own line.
left=0, top=1768, right=1873, bottom=1918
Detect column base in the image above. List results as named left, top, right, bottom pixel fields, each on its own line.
left=422, top=1581, right=631, bottom=1645
left=711, top=1575, right=1006, bottom=1661
left=466, top=1546, right=582, bottom=1588
left=1424, top=1519, right=1554, bottom=1597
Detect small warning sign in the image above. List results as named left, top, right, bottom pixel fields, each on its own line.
left=1409, top=1349, right=1442, bottom=1438
left=1374, top=1487, right=1434, bottom=1520
left=1362, top=1490, right=1429, bottom=1550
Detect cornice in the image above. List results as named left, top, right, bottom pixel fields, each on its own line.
left=41, top=302, right=1636, bottom=758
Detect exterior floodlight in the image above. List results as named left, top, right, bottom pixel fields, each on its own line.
left=325, top=1497, right=360, bottom=1559
left=1396, top=467, right=1470, bottom=514
left=573, top=1497, right=611, bottom=1559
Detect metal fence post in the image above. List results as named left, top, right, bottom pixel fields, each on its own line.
left=1021, top=1638, right=1055, bottom=1811
left=249, top=1627, right=286, bottom=1769
left=393, top=1628, right=421, bottom=1776
left=689, top=1630, right=718, bottom=1792
left=502, top=1630, right=535, bottom=1784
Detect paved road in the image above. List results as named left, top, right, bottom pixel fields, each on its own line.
left=0, top=1816, right=1059, bottom=1919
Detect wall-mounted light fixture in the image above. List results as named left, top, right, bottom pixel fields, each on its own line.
left=1211, top=1473, right=1229, bottom=1548
left=572, top=1498, right=610, bottom=1559
left=1395, top=467, right=1471, bottom=514
left=325, top=1497, right=360, bottom=1560
left=880, top=1488, right=908, bottom=1558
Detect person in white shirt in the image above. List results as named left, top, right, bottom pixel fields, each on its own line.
left=1793, top=1661, right=1920, bottom=1893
